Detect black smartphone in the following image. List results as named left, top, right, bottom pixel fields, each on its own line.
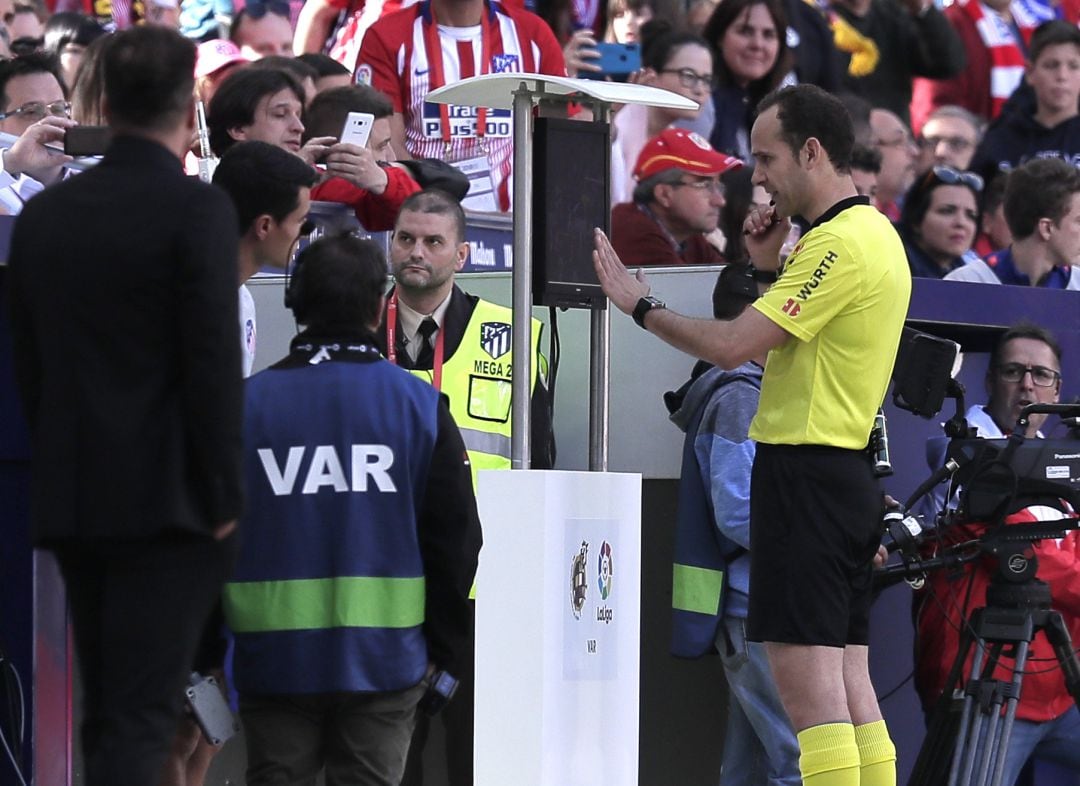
left=64, top=126, right=113, bottom=156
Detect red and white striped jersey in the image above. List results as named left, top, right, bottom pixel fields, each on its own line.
left=355, top=0, right=566, bottom=210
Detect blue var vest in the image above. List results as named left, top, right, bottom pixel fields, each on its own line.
left=224, top=353, right=441, bottom=694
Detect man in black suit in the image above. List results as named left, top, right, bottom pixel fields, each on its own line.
left=6, top=26, right=243, bottom=786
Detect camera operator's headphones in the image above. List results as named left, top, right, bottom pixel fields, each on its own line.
left=283, top=220, right=318, bottom=324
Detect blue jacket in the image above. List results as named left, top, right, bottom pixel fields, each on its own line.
left=225, top=331, right=480, bottom=694
left=668, top=361, right=761, bottom=658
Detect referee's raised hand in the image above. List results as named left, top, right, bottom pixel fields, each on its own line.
left=592, top=227, right=650, bottom=315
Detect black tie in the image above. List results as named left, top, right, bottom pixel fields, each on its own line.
left=415, top=317, right=438, bottom=368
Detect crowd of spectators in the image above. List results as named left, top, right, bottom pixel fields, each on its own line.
left=2, top=0, right=1080, bottom=783
left=1, top=0, right=1080, bottom=286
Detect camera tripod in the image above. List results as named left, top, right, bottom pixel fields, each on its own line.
left=909, top=548, right=1080, bottom=786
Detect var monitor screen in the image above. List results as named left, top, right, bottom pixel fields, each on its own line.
left=532, top=116, right=610, bottom=309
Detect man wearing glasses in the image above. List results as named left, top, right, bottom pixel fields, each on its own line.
left=980, top=326, right=1064, bottom=435
left=915, top=104, right=982, bottom=174
left=913, top=322, right=1080, bottom=785
left=869, top=106, right=917, bottom=221
left=0, top=52, right=73, bottom=214
left=611, top=128, right=743, bottom=267
left=946, top=157, right=1080, bottom=289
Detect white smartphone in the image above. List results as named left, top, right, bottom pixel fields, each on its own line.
left=339, top=112, right=374, bottom=148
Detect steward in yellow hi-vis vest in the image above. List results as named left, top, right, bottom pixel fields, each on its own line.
left=378, top=285, right=556, bottom=479
left=381, top=189, right=555, bottom=786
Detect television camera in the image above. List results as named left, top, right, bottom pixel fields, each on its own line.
left=876, top=329, right=1080, bottom=786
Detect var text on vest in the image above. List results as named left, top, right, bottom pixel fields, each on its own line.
left=257, top=445, right=398, bottom=495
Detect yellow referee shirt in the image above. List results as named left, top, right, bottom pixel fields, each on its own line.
left=748, top=197, right=911, bottom=450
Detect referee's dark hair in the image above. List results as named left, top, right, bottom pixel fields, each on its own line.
left=213, top=140, right=318, bottom=234
left=289, top=233, right=388, bottom=331
left=988, top=322, right=1063, bottom=372
left=757, top=84, right=855, bottom=174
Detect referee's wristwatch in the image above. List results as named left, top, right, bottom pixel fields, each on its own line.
left=632, top=295, right=666, bottom=329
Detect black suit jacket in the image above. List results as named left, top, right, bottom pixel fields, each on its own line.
left=7, top=135, right=244, bottom=544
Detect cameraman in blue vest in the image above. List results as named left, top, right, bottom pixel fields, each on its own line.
left=224, top=232, right=482, bottom=786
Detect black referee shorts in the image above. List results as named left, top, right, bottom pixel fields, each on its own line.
left=746, top=443, right=885, bottom=647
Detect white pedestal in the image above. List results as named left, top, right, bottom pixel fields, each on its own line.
left=474, top=469, right=641, bottom=786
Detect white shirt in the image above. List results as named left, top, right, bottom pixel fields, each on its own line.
left=945, top=257, right=1080, bottom=291
left=395, top=290, right=452, bottom=363
left=0, top=172, right=47, bottom=216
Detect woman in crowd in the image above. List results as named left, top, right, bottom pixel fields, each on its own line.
left=42, top=12, right=107, bottom=89
left=898, top=166, right=982, bottom=279
left=562, top=0, right=653, bottom=76
left=704, top=0, right=790, bottom=160
left=611, top=27, right=714, bottom=204
left=70, top=34, right=110, bottom=125
left=717, top=165, right=763, bottom=264
left=605, top=0, right=654, bottom=42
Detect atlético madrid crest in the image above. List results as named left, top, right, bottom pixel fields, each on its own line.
left=480, top=322, right=511, bottom=360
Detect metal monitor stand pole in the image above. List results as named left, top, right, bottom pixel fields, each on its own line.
left=589, top=104, right=611, bottom=473
left=510, top=82, right=611, bottom=472
left=510, top=83, right=533, bottom=469
left=588, top=307, right=610, bottom=472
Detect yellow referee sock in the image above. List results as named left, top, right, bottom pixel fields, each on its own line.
left=797, top=722, right=860, bottom=785
left=854, top=720, right=897, bottom=786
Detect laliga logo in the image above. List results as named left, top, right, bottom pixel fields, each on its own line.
left=570, top=541, right=589, bottom=619
left=597, top=541, right=613, bottom=600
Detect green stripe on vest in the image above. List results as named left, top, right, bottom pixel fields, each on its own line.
left=671, top=564, right=723, bottom=616
left=224, top=576, right=425, bottom=633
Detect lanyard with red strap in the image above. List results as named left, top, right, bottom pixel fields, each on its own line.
left=385, top=290, right=446, bottom=391
left=423, top=1, right=494, bottom=153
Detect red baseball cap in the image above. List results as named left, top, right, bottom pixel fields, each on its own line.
left=195, top=40, right=250, bottom=80
left=633, top=129, right=743, bottom=181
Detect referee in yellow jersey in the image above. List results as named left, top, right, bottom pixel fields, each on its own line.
left=594, top=84, right=911, bottom=786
